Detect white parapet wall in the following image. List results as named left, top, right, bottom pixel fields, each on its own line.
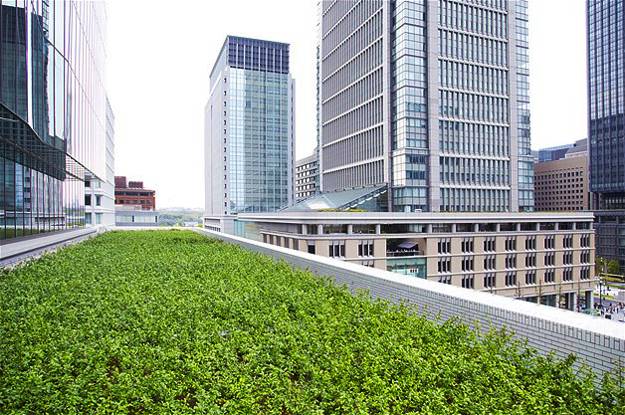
left=195, top=228, right=625, bottom=378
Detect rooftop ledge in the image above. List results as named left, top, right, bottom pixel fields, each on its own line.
left=230, top=211, right=596, bottom=223
left=195, top=228, right=624, bottom=378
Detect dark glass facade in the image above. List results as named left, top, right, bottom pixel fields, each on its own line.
left=226, top=36, right=289, bottom=74
left=0, top=0, right=108, bottom=240
left=588, top=0, right=625, bottom=199
left=588, top=0, right=625, bottom=267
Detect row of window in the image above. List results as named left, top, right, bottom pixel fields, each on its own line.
left=323, top=125, right=383, bottom=170
left=323, top=7, right=382, bottom=76
left=440, top=156, right=510, bottom=186
left=439, top=120, right=510, bottom=157
left=439, top=0, right=509, bottom=39
left=442, top=267, right=592, bottom=289
left=439, top=29, right=508, bottom=67
left=438, top=251, right=592, bottom=273
left=323, top=67, right=382, bottom=122
left=439, top=89, right=509, bottom=124
left=323, top=159, right=384, bottom=191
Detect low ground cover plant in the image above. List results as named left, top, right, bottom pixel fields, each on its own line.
left=0, top=230, right=622, bottom=414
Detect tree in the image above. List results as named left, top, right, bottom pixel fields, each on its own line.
left=596, top=256, right=622, bottom=276
left=607, top=259, right=621, bottom=275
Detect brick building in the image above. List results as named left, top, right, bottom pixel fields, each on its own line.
left=114, top=176, right=156, bottom=211
left=534, top=140, right=589, bottom=211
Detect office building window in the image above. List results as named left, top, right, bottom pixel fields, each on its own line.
left=525, top=271, right=536, bottom=285
left=461, top=238, right=474, bottom=253
left=580, top=234, right=591, bottom=248
left=563, top=235, right=573, bottom=249
left=580, top=267, right=591, bottom=280
left=505, top=272, right=517, bottom=287
left=461, top=257, right=474, bottom=272
left=505, top=237, right=516, bottom=251
left=483, top=237, right=496, bottom=252
left=438, top=257, right=451, bottom=273
left=358, top=240, right=374, bottom=257
left=438, top=238, right=451, bottom=254
left=562, top=268, right=573, bottom=282
left=329, top=241, right=345, bottom=258
left=461, top=274, right=474, bottom=289
left=580, top=250, right=591, bottom=264
left=563, top=251, right=573, bottom=265
left=484, top=273, right=496, bottom=289
left=484, top=255, right=496, bottom=270
left=505, top=254, right=516, bottom=269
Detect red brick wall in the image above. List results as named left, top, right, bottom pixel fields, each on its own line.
left=115, top=190, right=156, bottom=210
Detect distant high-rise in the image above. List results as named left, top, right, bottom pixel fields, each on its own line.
left=295, top=151, right=319, bottom=201
left=205, top=36, right=295, bottom=216
left=587, top=0, right=625, bottom=267
left=318, top=0, right=533, bottom=213
left=1, top=1, right=112, bottom=240
left=534, top=140, right=589, bottom=212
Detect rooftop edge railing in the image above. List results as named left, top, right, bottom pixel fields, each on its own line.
left=194, top=228, right=624, bottom=378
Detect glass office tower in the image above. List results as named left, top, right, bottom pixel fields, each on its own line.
left=1, top=0, right=110, bottom=240
left=318, top=0, right=533, bottom=212
left=205, top=36, right=294, bottom=215
left=587, top=0, right=625, bottom=267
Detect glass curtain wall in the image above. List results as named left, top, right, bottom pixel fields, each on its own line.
left=0, top=0, right=107, bottom=240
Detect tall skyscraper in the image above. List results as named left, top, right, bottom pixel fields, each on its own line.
left=1, top=1, right=112, bottom=240
left=587, top=0, right=625, bottom=268
left=205, top=36, right=295, bottom=215
left=318, top=0, right=533, bottom=213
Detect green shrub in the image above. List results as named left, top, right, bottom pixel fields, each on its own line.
left=0, top=231, right=622, bottom=414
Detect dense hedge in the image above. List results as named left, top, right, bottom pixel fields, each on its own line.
left=0, top=230, right=622, bottom=414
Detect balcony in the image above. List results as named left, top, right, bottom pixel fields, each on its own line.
left=0, top=229, right=623, bottom=413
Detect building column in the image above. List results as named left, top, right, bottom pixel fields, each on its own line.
left=301, top=224, right=308, bottom=235
left=347, top=224, right=353, bottom=234
left=317, top=224, right=323, bottom=235
left=375, top=224, right=381, bottom=234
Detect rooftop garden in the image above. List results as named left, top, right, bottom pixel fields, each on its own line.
left=0, top=230, right=622, bottom=414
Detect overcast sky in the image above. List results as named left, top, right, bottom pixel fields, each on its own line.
left=106, top=0, right=587, bottom=209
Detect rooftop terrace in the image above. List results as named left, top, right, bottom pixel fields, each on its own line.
left=0, top=230, right=623, bottom=413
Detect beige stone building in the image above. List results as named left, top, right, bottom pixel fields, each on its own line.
left=210, top=212, right=597, bottom=311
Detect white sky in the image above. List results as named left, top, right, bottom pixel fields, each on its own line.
left=106, top=0, right=587, bottom=209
